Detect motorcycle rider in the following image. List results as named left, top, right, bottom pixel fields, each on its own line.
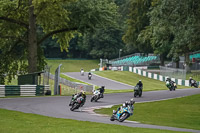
left=80, top=68, right=84, bottom=75
left=189, top=77, right=195, bottom=87
left=136, top=80, right=143, bottom=89
left=70, top=91, right=86, bottom=107
left=88, top=72, right=92, bottom=79
left=166, top=77, right=171, bottom=82
left=97, top=86, right=105, bottom=98
left=114, top=99, right=135, bottom=114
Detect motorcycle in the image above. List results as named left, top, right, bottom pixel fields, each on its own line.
left=166, top=80, right=177, bottom=91
left=134, top=85, right=142, bottom=97
left=69, top=94, right=77, bottom=106
left=80, top=70, right=84, bottom=76
left=69, top=96, right=84, bottom=111
left=110, top=104, right=133, bottom=122
left=88, top=74, right=92, bottom=80
left=191, top=79, right=198, bottom=88
left=90, top=90, right=103, bottom=102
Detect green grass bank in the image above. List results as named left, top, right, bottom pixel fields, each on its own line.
left=94, top=71, right=189, bottom=91
left=95, top=94, right=200, bottom=130
left=47, top=59, right=99, bottom=73
left=0, top=108, right=186, bottom=133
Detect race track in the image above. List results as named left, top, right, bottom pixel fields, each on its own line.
left=0, top=73, right=200, bottom=132
left=63, top=72, right=133, bottom=90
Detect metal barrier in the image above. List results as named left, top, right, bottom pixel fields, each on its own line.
left=46, top=73, right=93, bottom=93
left=0, top=85, right=50, bottom=97
left=159, top=66, right=186, bottom=80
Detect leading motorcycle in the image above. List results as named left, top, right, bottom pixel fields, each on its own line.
left=80, top=70, right=84, bottom=76
left=110, top=104, right=133, bottom=122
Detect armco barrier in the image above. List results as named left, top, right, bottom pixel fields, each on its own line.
left=20, top=85, right=36, bottom=96
left=5, top=85, right=20, bottom=96
left=130, top=67, right=199, bottom=87
left=93, top=66, right=199, bottom=87
left=0, top=85, right=50, bottom=97
left=0, top=85, right=5, bottom=97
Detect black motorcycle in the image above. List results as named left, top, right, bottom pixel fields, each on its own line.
left=191, top=79, right=198, bottom=88
left=134, top=85, right=142, bottom=97
left=88, top=74, right=92, bottom=80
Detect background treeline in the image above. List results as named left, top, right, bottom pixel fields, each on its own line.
left=1, top=0, right=200, bottom=83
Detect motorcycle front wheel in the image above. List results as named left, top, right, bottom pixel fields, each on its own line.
left=194, top=83, right=198, bottom=88
left=90, top=97, right=94, bottom=102
left=119, top=113, right=130, bottom=122
left=110, top=115, right=115, bottom=121
left=70, top=103, right=79, bottom=111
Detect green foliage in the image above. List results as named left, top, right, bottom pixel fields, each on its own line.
left=77, top=27, right=125, bottom=59
left=0, top=0, right=119, bottom=84
left=123, top=0, right=153, bottom=53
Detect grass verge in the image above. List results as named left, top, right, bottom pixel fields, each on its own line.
left=47, top=59, right=99, bottom=73
left=94, top=71, right=189, bottom=91
left=0, top=108, right=186, bottom=133
left=95, top=94, right=200, bottom=130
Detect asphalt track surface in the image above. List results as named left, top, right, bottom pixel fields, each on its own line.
left=63, top=72, right=133, bottom=90
left=1, top=73, right=200, bottom=132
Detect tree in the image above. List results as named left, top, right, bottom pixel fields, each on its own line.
left=137, top=0, right=173, bottom=66
left=0, top=0, right=118, bottom=83
left=78, top=27, right=125, bottom=59
left=122, top=0, right=153, bottom=53
left=145, top=0, right=200, bottom=70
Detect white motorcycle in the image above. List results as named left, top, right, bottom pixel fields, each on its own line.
left=91, top=90, right=102, bottom=102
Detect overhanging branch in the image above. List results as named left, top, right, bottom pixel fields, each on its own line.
left=38, top=27, right=77, bottom=45
left=0, top=16, right=28, bottom=29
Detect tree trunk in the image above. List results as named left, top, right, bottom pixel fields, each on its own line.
left=185, top=52, right=191, bottom=73
left=28, top=0, right=37, bottom=73
left=160, top=54, right=164, bottom=66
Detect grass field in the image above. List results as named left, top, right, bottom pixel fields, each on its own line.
left=0, top=109, right=186, bottom=133
left=95, top=94, right=200, bottom=130
left=94, top=71, right=189, bottom=91
left=47, top=59, right=99, bottom=74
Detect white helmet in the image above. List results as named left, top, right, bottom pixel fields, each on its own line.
left=130, top=98, right=135, bottom=105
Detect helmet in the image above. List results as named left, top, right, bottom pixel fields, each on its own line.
left=82, top=91, right=86, bottom=95
left=190, top=77, right=192, bottom=79
left=139, top=80, right=141, bottom=82
left=101, top=86, right=105, bottom=89
left=130, top=98, right=135, bottom=105
left=125, top=101, right=129, bottom=105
